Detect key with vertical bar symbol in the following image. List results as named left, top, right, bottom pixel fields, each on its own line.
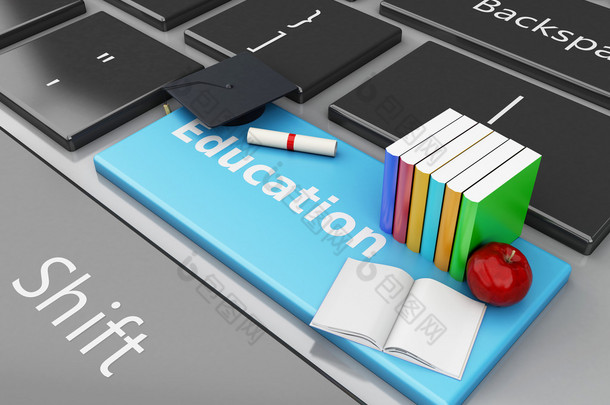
left=0, top=12, right=202, bottom=151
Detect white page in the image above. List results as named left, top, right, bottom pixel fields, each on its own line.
left=384, top=279, right=485, bottom=379
left=311, top=258, right=414, bottom=350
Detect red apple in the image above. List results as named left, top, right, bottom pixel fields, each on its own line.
left=466, top=242, right=533, bottom=306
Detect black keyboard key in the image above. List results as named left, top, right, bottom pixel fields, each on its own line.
left=0, top=0, right=85, bottom=49
left=185, top=0, right=401, bottom=103
left=0, top=12, right=202, bottom=151
left=380, top=0, right=610, bottom=109
left=329, top=41, right=610, bottom=255
left=104, top=0, right=230, bottom=31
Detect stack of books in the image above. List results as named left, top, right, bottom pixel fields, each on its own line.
left=381, top=109, right=540, bottom=281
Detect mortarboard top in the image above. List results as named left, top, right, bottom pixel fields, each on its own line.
left=165, top=52, right=298, bottom=127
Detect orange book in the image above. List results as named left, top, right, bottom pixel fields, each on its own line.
left=393, top=116, right=476, bottom=243
left=433, top=140, right=523, bottom=271
left=434, top=188, right=462, bottom=271
left=405, top=124, right=492, bottom=253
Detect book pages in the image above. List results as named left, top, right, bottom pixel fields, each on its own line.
left=311, top=258, right=414, bottom=349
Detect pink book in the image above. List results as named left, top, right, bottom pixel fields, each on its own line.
left=392, top=115, right=476, bottom=243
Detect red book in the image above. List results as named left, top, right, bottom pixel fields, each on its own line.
left=392, top=159, right=415, bottom=243
left=392, top=115, right=476, bottom=243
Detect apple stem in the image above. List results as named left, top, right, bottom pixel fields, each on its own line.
left=508, top=250, right=516, bottom=262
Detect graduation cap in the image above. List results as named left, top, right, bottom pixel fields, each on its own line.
left=165, top=52, right=298, bottom=127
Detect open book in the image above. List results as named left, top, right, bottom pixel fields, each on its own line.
left=311, top=258, right=486, bottom=380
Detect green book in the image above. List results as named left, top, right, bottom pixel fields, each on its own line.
left=448, top=148, right=541, bottom=281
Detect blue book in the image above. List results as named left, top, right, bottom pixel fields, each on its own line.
left=421, top=177, right=446, bottom=262
left=420, top=133, right=507, bottom=262
left=94, top=105, right=570, bottom=405
left=380, top=109, right=461, bottom=234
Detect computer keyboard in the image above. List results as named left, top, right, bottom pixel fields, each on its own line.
left=380, top=0, right=610, bottom=109
left=0, top=0, right=608, bottom=404
left=185, top=0, right=402, bottom=102
left=103, top=0, right=231, bottom=31
left=0, top=0, right=85, bottom=48
left=0, top=12, right=201, bottom=150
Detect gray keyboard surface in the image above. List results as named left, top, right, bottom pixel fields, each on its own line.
left=0, top=128, right=358, bottom=404
left=1, top=1, right=610, bottom=404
